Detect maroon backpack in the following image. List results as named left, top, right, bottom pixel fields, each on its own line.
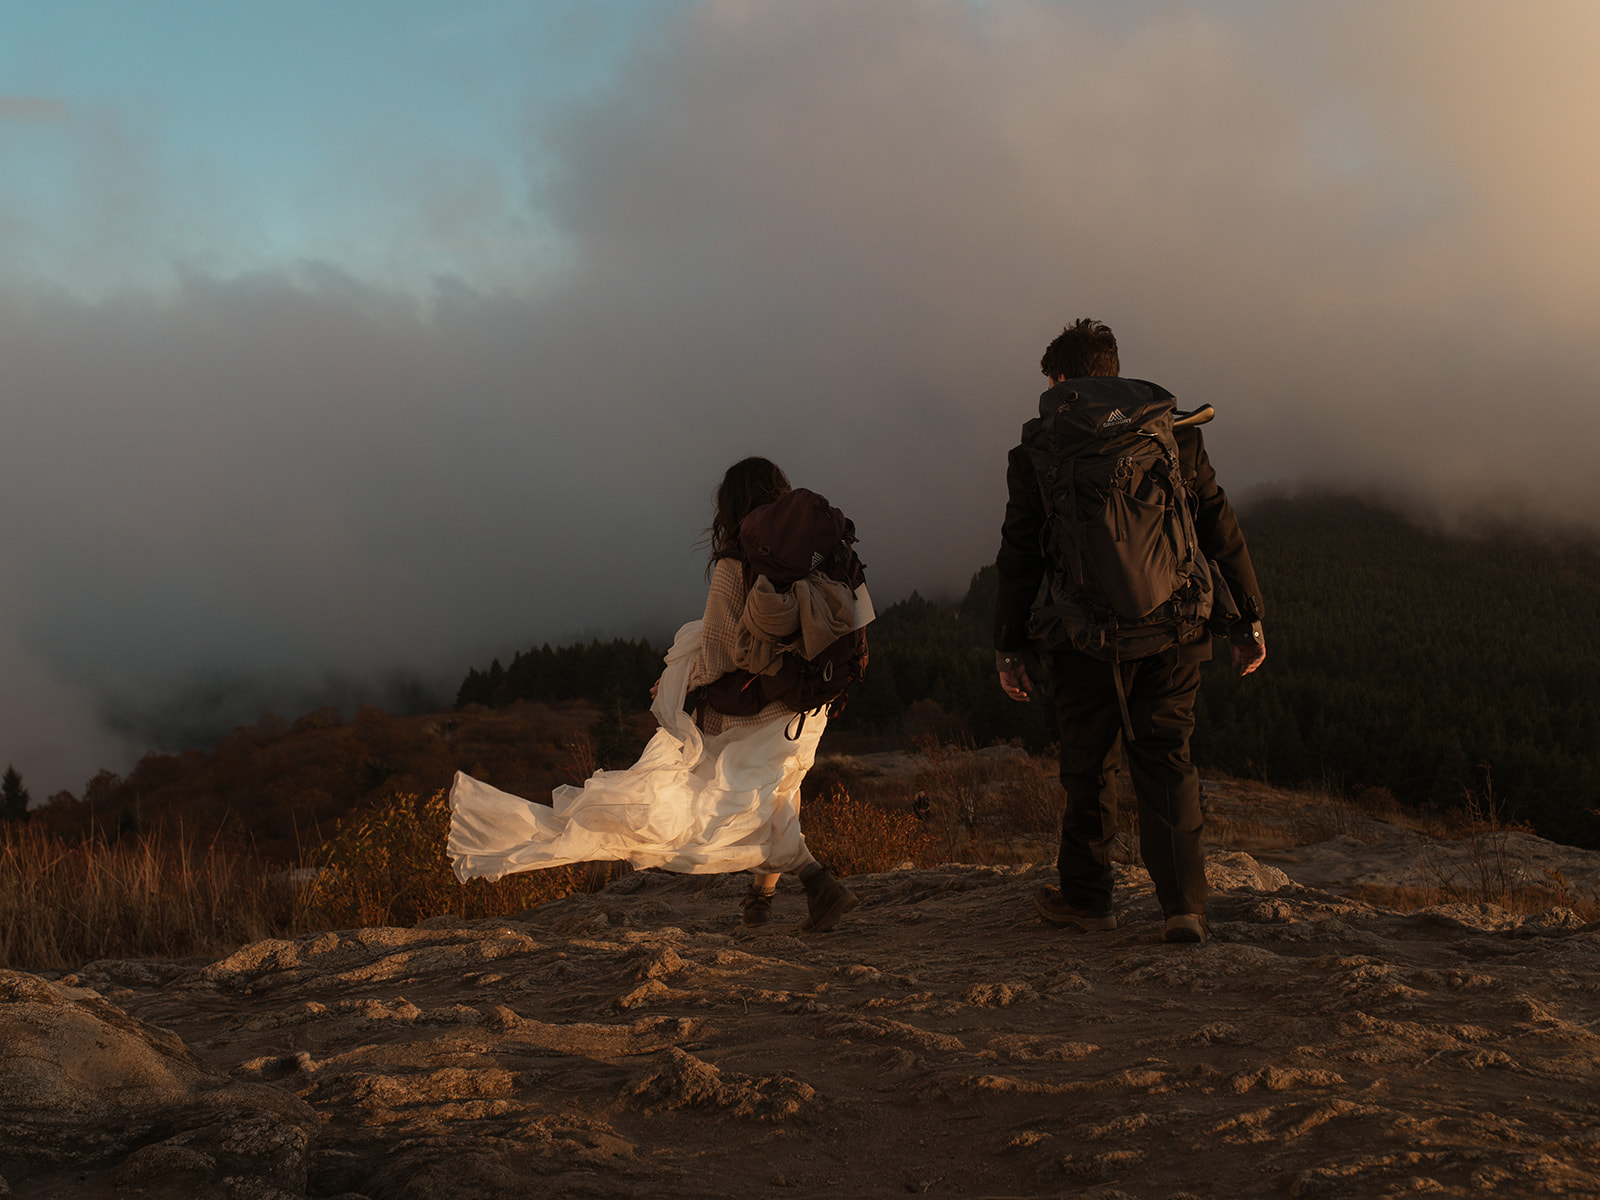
left=697, top=489, right=868, bottom=721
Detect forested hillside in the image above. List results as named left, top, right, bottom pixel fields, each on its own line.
left=1192, top=492, right=1600, bottom=846
left=455, top=492, right=1600, bottom=848
left=33, top=492, right=1600, bottom=855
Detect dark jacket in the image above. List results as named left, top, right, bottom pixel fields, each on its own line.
left=994, top=385, right=1264, bottom=663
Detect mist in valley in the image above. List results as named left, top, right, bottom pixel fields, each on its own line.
left=4, top=1, right=1599, bottom=798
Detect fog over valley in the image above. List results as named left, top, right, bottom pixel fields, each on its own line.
left=3, top=1, right=1599, bottom=797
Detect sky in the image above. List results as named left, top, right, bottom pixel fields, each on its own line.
left=3, top=0, right=1599, bottom=800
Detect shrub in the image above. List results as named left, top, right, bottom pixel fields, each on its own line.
left=301, top=789, right=600, bottom=928
left=801, top=785, right=937, bottom=876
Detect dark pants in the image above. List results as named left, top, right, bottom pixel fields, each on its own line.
left=1050, top=647, right=1207, bottom=918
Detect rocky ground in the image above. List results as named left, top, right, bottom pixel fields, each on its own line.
left=3, top=775, right=1600, bottom=1200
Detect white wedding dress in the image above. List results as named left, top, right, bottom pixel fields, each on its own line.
left=447, top=619, right=825, bottom=883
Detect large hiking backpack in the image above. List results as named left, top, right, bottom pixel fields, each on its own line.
left=1022, top=377, right=1221, bottom=663
left=697, top=488, right=869, bottom=719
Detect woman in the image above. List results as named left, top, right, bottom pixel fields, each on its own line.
left=447, top=456, right=863, bottom=932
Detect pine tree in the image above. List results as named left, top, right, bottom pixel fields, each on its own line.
left=1, top=765, right=30, bottom=822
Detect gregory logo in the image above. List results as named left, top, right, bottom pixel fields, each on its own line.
left=1102, top=408, right=1131, bottom=428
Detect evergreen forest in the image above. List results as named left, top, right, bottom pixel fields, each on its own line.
left=457, top=492, right=1600, bottom=850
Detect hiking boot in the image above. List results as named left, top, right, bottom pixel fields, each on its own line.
left=1033, top=885, right=1116, bottom=931
left=740, top=885, right=776, bottom=928
left=1164, top=913, right=1209, bottom=945
left=798, top=864, right=858, bottom=933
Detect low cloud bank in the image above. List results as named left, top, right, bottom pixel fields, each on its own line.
left=4, top=1, right=1598, bottom=795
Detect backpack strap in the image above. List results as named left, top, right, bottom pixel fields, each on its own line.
left=1027, top=445, right=1086, bottom=590
left=1110, top=654, right=1136, bottom=745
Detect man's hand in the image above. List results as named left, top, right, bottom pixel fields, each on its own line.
left=999, top=664, right=1033, bottom=702
left=1231, top=641, right=1267, bottom=676
left=650, top=676, right=661, bottom=700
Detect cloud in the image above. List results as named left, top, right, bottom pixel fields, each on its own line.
left=533, top=0, right=1600, bottom=519
left=0, top=95, right=70, bottom=121
left=3, top=0, right=1599, bottom=796
left=0, top=625, right=134, bottom=803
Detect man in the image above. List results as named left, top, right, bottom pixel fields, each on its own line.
left=994, top=318, right=1266, bottom=945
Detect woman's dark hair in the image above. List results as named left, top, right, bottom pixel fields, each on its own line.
left=706, top=456, right=791, bottom=576
left=1040, top=317, right=1119, bottom=380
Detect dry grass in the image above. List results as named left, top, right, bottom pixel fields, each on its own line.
left=816, top=739, right=1139, bottom=871
left=1401, top=786, right=1600, bottom=920
left=1204, top=770, right=1600, bottom=921
left=8, top=746, right=1595, bottom=972
left=0, top=822, right=300, bottom=972
left=0, top=787, right=613, bottom=973
left=1203, top=775, right=1455, bottom=852
left=822, top=745, right=1600, bottom=922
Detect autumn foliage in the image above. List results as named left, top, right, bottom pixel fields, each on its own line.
left=301, top=789, right=600, bottom=929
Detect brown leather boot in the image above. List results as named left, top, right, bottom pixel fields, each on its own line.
left=740, top=884, right=776, bottom=927
left=798, top=864, right=858, bottom=932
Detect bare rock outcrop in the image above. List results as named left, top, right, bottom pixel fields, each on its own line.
left=3, top=822, right=1599, bottom=1198
left=0, top=970, right=317, bottom=1198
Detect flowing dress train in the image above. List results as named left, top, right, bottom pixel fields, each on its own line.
left=446, top=618, right=825, bottom=882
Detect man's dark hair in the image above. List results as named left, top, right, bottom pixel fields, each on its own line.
left=1040, top=318, right=1119, bottom=380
